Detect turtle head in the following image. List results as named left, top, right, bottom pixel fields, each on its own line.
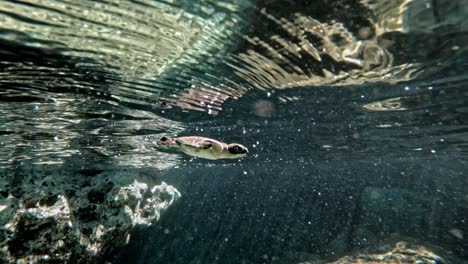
left=227, top=143, right=249, bottom=158
left=156, top=136, right=175, bottom=146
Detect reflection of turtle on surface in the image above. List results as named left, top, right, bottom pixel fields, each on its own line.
left=156, top=136, right=249, bottom=160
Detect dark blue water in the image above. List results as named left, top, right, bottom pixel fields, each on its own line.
left=0, top=0, right=467, bottom=263
left=116, top=81, right=468, bottom=263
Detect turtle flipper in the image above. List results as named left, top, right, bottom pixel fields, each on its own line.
left=176, top=139, right=213, bottom=150
left=198, top=141, right=213, bottom=149
left=173, top=139, right=203, bottom=155
left=207, top=141, right=223, bottom=153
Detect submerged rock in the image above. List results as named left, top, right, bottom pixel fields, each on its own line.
left=1, top=194, right=74, bottom=263
left=107, top=180, right=181, bottom=226
left=329, top=241, right=444, bottom=263
left=300, top=240, right=462, bottom=264
left=0, top=169, right=180, bottom=263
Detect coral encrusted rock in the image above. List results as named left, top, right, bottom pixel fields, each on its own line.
left=0, top=168, right=180, bottom=264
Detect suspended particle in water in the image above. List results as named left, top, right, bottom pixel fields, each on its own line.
left=449, top=228, right=463, bottom=239
left=253, top=100, right=275, bottom=117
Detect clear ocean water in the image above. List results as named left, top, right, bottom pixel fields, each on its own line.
left=0, top=0, right=467, bottom=263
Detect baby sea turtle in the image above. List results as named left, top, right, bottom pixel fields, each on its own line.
left=156, top=136, right=249, bottom=160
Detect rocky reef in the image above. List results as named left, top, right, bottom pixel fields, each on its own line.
left=0, top=166, right=180, bottom=263
left=301, top=240, right=460, bottom=264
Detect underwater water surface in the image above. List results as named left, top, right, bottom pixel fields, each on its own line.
left=0, top=0, right=467, bottom=263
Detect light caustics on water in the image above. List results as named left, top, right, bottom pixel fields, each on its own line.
left=2, top=0, right=464, bottom=112
left=174, top=0, right=468, bottom=113
left=0, top=0, right=251, bottom=104
left=226, top=9, right=410, bottom=90
left=0, top=0, right=467, bottom=168
left=0, top=95, right=184, bottom=169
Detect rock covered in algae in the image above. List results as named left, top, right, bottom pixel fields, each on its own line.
left=328, top=241, right=444, bottom=264
left=1, top=194, right=74, bottom=263
left=300, top=240, right=460, bottom=264
left=0, top=168, right=180, bottom=264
